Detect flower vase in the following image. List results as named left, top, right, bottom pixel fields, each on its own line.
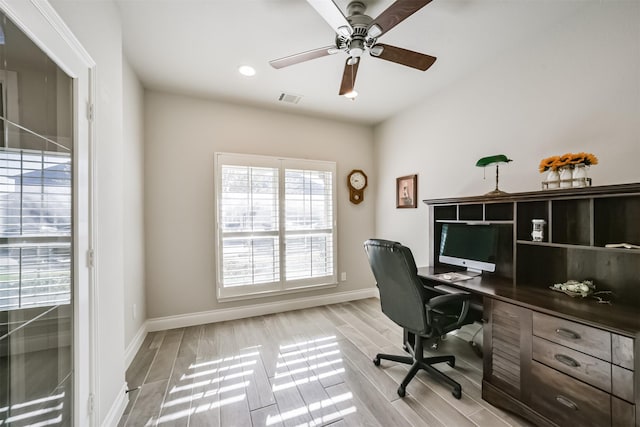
left=572, top=164, right=588, bottom=187
left=559, top=166, right=572, bottom=188
left=546, top=169, right=560, bottom=189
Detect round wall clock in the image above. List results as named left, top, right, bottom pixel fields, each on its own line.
left=347, top=169, right=368, bottom=204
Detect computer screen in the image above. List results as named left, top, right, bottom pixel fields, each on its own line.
left=438, top=223, right=498, bottom=273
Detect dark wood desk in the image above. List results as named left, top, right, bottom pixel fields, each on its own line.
left=422, top=185, right=640, bottom=427
left=419, top=266, right=640, bottom=337
left=419, top=266, right=639, bottom=427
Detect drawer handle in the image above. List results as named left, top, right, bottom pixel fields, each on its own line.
left=554, top=353, right=581, bottom=368
left=555, top=395, right=578, bottom=411
left=555, top=328, right=581, bottom=340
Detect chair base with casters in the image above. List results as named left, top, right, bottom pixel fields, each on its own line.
left=373, top=330, right=462, bottom=399
left=363, top=239, right=474, bottom=401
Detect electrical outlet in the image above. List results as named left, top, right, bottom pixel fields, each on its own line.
left=340, top=272, right=347, bottom=281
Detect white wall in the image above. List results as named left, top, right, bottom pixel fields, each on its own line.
left=50, top=1, right=127, bottom=424
left=145, top=91, right=375, bottom=319
left=374, top=1, right=640, bottom=266
left=122, top=58, right=146, bottom=347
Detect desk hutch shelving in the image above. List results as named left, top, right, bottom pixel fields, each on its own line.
left=423, top=183, right=640, bottom=427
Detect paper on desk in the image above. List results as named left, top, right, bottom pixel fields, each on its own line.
left=436, top=272, right=473, bottom=282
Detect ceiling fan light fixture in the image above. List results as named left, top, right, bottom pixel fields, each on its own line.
left=369, top=45, right=384, bottom=57
left=348, top=39, right=365, bottom=57
left=367, top=24, right=382, bottom=38
left=337, top=25, right=352, bottom=37
left=270, top=0, right=435, bottom=97
left=343, top=90, right=358, bottom=99
left=238, top=65, right=256, bottom=77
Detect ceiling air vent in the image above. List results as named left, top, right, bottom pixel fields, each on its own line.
left=278, top=93, right=302, bottom=104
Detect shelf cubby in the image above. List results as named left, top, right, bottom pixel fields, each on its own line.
left=516, top=243, right=566, bottom=286
left=459, top=204, right=483, bottom=221
left=516, top=242, right=640, bottom=303
left=434, top=205, right=457, bottom=221
left=485, top=202, right=514, bottom=221
left=516, top=201, right=548, bottom=242
left=551, top=199, right=590, bottom=246
left=594, top=195, right=640, bottom=247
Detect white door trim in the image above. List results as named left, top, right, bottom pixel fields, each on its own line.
left=0, top=1, right=97, bottom=425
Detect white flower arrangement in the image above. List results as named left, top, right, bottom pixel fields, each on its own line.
left=549, top=280, right=595, bottom=298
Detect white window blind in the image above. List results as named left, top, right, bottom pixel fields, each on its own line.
left=0, top=148, right=72, bottom=310
left=215, top=153, right=337, bottom=300
left=284, top=168, right=334, bottom=281
left=220, top=164, right=280, bottom=287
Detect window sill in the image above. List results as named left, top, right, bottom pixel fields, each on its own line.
left=217, top=282, right=338, bottom=303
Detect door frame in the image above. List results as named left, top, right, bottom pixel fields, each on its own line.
left=0, top=0, right=96, bottom=425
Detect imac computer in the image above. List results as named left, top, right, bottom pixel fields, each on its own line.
left=438, top=223, right=498, bottom=275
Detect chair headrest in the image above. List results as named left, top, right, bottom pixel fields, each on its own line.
left=364, top=239, right=401, bottom=251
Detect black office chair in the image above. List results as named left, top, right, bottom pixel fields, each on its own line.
left=364, top=239, right=473, bottom=399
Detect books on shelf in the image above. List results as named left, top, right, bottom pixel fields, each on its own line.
left=605, top=242, right=640, bottom=249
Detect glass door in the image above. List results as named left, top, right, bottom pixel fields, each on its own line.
left=0, top=12, right=75, bottom=426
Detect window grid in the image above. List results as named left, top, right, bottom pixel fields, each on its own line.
left=216, top=154, right=337, bottom=299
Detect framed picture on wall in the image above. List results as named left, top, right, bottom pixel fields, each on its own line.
left=396, top=174, right=417, bottom=209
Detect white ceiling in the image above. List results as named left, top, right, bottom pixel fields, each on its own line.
left=116, top=0, right=587, bottom=125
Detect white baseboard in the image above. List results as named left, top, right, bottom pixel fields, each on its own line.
left=124, top=321, right=149, bottom=369
left=146, top=287, right=378, bottom=332
left=101, top=383, right=128, bottom=427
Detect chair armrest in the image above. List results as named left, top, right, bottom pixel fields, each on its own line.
left=425, top=293, right=471, bottom=330
left=426, top=293, right=471, bottom=309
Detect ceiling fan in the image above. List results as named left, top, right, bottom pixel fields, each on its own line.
left=269, top=0, right=436, bottom=98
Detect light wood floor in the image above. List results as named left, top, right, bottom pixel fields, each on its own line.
left=118, top=298, right=533, bottom=427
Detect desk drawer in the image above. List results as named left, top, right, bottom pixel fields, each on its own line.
left=612, top=334, right=635, bottom=370
left=530, top=360, right=610, bottom=427
left=532, top=336, right=611, bottom=392
left=612, top=396, right=635, bottom=426
left=532, top=312, right=611, bottom=361
left=612, top=365, right=635, bottom=403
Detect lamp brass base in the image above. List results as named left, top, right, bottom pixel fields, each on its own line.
left=484, top=189, right=509, bottom=197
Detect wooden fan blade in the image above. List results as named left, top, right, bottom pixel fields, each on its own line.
left=307, top=0, right=352, bottom=36
left=339, top=57, right=360, bottom=96
left=370, top=44, right=436, bottom=71
left=269, top=46, right=338, bottom=69
left=369, top=0, right=432, bottom=38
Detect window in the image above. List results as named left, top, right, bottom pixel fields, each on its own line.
left=215, top=153, right=337, bottom=300
left=0, top=148, right=72, bottom=310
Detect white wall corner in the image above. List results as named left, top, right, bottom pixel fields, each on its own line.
left=124, top=320, right=149, bottom=369
left=146, top=287, right=379, bottom=332
left=100, top=383, right=128, bottom=427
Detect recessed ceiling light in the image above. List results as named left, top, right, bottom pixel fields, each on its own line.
left=238, top=65, right=256, bottom=77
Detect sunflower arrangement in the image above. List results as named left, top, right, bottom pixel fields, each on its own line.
left=539, top=152, right=598, bottom=173
left=570, top=152, right=598, bottom=166
left=538, top=155, right=560, bottom=172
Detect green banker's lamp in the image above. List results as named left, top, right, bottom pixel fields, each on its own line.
left=476, top=154, right=512, bottom=196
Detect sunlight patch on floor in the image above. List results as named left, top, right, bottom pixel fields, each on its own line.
left=188, top=350, right=260, bottom=370
left=274, top=357, right=343, bottom=378
left=143, top=330, right=363, bottom=426
left=265, top=392, right=356, bottom=426
left=276, top=349, right=341, bottom=369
